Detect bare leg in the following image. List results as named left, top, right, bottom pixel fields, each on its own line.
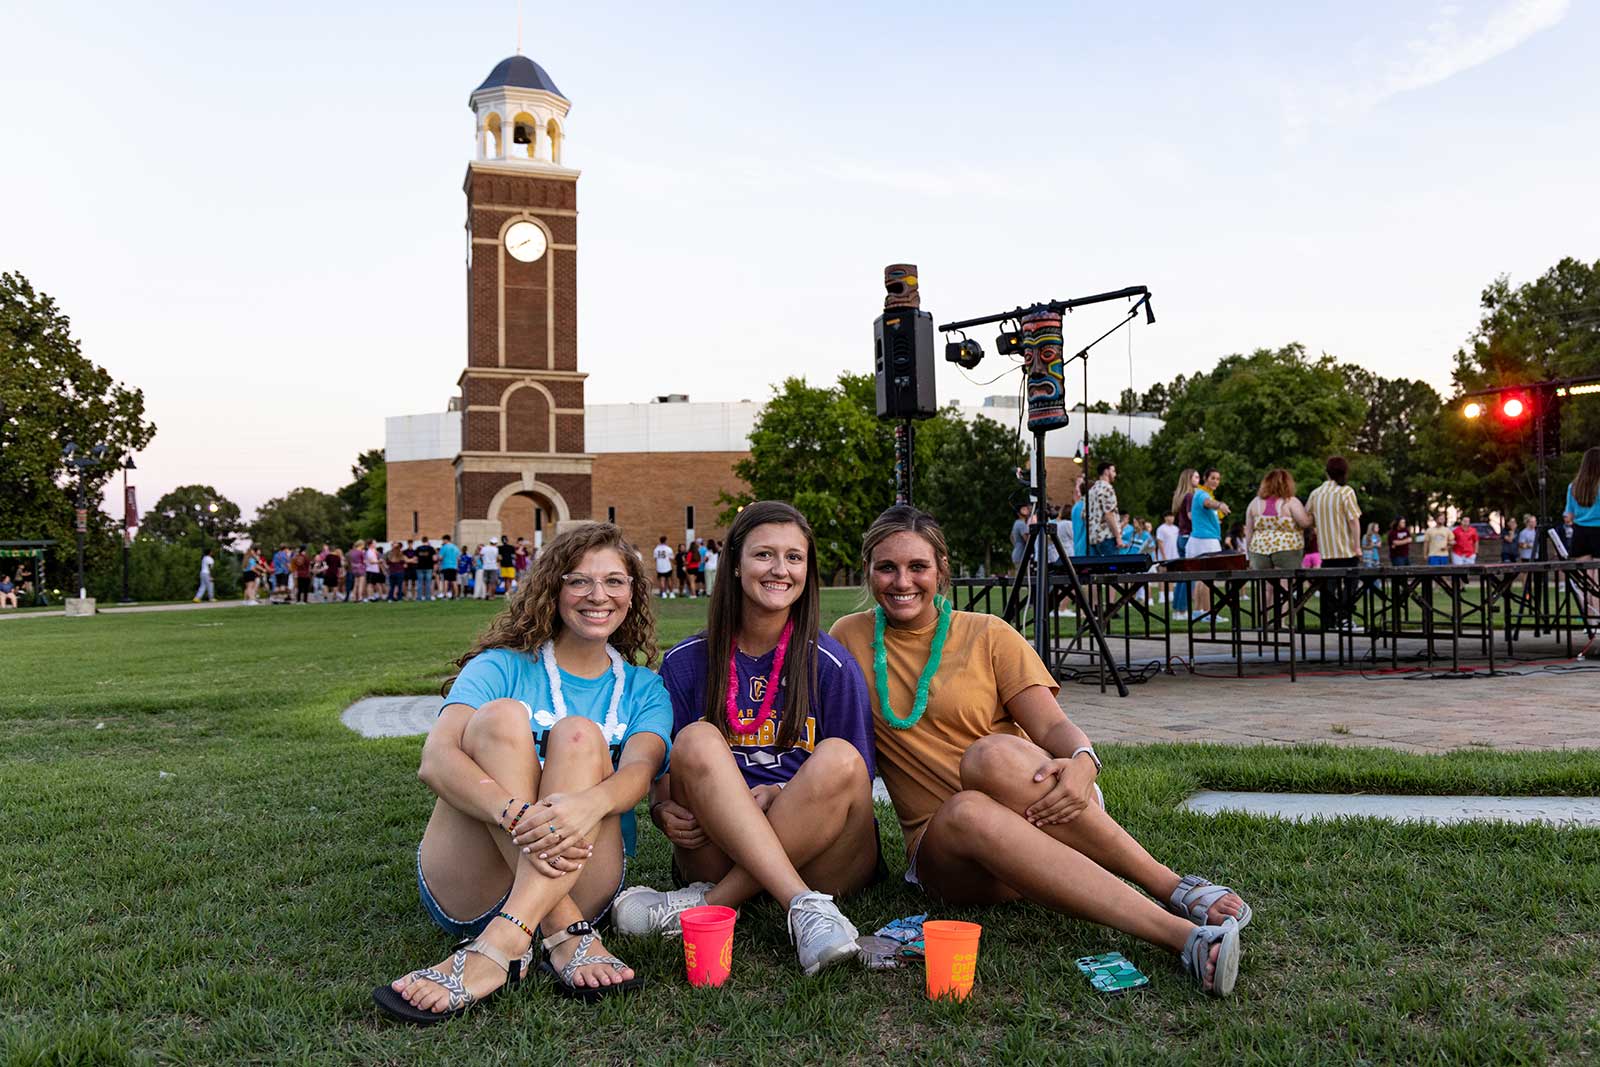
left=674, top=738, right=878, bottom=906
left=397, top=706, right=631, bottom=1013
left=913, top=790, right=1224, bottom=987
left=667, top=722, right=808, bottom=905
left=958, top=734, right=1246, bottom=923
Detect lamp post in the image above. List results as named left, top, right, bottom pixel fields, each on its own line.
left=120, top=454, right=137, bottom=603
left=61, top=441, right=108, bottom=606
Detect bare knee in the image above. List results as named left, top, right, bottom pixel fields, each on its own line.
left=669, top=720, right=728, bottom=775
left=461, top=698, right=534, bottom=759
left=545, top=715, right=608, bottom=771
left=958, top=733, right=1035, bottom=794
left=806, top=738, right=867, bottom=788
left=934, top=790, right=1008, bottom=845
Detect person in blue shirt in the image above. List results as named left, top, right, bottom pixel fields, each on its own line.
left=613, top=501, right=873, bottom=976
left=377, top=523, right=671, bottom=1023
left=1071, top=478, right=1087, bottom=560
left=438, top=535, right=461, bottom=600
left=1567, top=447, right=1600, bottom=642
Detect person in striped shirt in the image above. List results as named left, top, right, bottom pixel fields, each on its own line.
left=1307, top=456, right=1363, bottom=626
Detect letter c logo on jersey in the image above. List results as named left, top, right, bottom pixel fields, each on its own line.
left=748, top=676, right=767, bottom=702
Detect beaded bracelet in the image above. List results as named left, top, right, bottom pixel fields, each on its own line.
left=503, top=800, right=532, bottom=836
left=497, top=911, right=537, bottom=939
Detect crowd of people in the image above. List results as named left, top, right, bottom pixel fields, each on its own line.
left=222, top=535, right=539, bottom=606
left=373, top=501, right=1252, bottom=1026
left=1002, top=446, right=1600, bottom=623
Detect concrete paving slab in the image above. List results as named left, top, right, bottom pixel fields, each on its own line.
left=1182, top=790, right=1600, bottom=827
left=339, top=696, right=442, bottom=738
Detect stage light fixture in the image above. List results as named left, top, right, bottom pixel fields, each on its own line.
left=1462, top=401, right=1483, bottom=419
left=944, top=336, right=984, bottom=370
left=1501, top=396, right=1527, bottom=420
left=1564, top=382, right=1600, bottom=397
left=995, top=329, right=1023, bottom=358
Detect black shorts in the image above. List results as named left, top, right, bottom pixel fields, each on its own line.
left=405, top=567, right=417, bottom=580
left=441, top=569, right=457, bottom=581
left=274, top=574, right=288, bottom=588
left=1572, top=524, right=1600, bottom=558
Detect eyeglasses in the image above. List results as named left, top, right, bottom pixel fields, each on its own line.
left=560, top=573, right=636, bottom=596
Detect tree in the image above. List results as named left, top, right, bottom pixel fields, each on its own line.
left=722, top=373, right=1024, bottom=581
left=1116, top=387, right=1140, bottom=414
left=335, top=449, right=388, bottom=542
left=1342, top=368, right=1441, bottom=527
left=140, top=485, right=243, bottom=549
left=1433, top=257, right=1600, bottom=519
left=1138, top=381, right=1172, bottom=417
left=918, top=408, right=1027, bottom=576
left=1143, top=344, right=1366, bottom=519
left=250, top=488, right=346, bottom=550
left=1085, top=429, right=1155, bottom=520
left=0, top=271, right=157, bottom=590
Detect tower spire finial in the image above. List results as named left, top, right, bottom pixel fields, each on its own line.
left=516, top=0, right=523, bottom=54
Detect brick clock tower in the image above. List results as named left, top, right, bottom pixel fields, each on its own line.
left=454, top=54, right=592, bottom=548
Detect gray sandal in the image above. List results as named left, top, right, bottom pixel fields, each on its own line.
left=1168, top=874, right=1252, bottom=930
left=372, top=912, right=539, bottom=1026
left=539, top=921, right=646, bottom=1001
left=1180, top=916, right=1242, bottom=997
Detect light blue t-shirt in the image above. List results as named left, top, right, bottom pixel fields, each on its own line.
left=1568, top=484, right=1600, bottom=526
left=444, top=647, right=674, bottom=856
left=1191, top=488, right=1222, bottom=541
left=438, top=542, right=460, bottom=570
left=1071, top=500, right=1086, bottom=558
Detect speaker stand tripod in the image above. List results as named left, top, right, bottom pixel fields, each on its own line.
left=1000, top=430, right=1128, bottom=697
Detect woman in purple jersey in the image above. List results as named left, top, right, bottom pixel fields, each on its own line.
left=613, top=501, right=878, bottom=976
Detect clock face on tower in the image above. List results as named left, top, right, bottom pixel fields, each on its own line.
left=504, top=220, right=547, bottom=263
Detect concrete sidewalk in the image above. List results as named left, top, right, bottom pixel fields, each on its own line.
left=0, top=599, right=249, bottom=621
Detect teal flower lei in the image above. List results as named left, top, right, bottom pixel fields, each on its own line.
left=872, top=594, right=952, bottom=730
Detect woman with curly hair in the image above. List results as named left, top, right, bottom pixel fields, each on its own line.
left=611, top=501, right=874, bottom=975
left=375, top=523, right=672, bottom=1023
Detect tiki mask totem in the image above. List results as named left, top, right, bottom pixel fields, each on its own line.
left=1022, top=310, right=1068, bottom=431
left=883, top=264, right=921, bottom=310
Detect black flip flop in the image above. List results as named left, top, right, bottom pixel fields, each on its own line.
left=372, top=937, right=527, bottom=1025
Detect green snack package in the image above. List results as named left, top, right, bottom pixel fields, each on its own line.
left=1075, top=951, right=1150, bottom=995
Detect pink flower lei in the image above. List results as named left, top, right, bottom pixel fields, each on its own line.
left=726, top=618, right=794, bottom=735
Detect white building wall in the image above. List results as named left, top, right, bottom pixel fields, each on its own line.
left=385, top=412, right=463, bottom=463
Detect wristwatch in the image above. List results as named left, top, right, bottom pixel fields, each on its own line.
left=1070, top=746, right=1102, bottom=774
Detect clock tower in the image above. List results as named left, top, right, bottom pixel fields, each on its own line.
left=454, top=53, right=592, bottom=548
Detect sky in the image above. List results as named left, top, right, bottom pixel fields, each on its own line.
left=2, top=0, right=1595, bottom=518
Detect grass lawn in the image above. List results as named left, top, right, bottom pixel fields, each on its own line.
left=3, top=592, right=1599, bottom=1066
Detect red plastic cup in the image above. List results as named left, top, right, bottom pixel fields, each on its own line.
left=679, top=905, right=737, bottom=987
left=923, top=920, right=982, bottom=1000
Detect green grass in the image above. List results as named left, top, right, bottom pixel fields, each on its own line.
left=3, top=595, right=1600, bottom=1065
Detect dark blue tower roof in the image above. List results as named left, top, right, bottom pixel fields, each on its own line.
left=473, top=55, right=565, bottom=100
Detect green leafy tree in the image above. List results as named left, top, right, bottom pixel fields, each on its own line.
left=1138, top=381, right=1172, bottom=417
left=335, top=449, right=388, bottom=541
left=250, top=488, right=346, bottom=550
left=0, top=271, right=156, bottom=592
left=917, top=409, right=1027, bottom=576
left=140, top=485, right=243, bottom=549
left=1144, top=344, right=1367, bottom=518
left=1343, top=368, right=1442, bottom=527
left=1432, top=257, right=1600, bottom=519
left=1085, top=429, right=1156, bottom=521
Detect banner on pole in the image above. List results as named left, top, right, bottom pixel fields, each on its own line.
left=124, top=485, right=138, bottom=540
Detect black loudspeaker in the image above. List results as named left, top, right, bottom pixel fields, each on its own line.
left=874, top=309, right=936, bottom=419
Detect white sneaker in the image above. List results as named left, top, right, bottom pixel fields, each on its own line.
left=611, top=882, right=713, bottom=936
left=787, top=891, right=860, bottom=976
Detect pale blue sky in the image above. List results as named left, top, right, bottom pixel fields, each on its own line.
left=2, top=1, right=1593, bottom=515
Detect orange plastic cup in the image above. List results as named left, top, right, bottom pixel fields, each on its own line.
left=680, top=905, right=737, bottom=987
left=922, top=920, right=982, bottom=1000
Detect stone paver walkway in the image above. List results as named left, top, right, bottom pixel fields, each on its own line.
left=1067, top=666, right=1600, bottom=752
left=0, top=599, right=248, bottom=621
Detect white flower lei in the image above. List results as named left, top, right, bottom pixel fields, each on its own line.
left=532, top=641, right=627, bottom=742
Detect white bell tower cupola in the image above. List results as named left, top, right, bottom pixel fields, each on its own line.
left=470, top=54, right=573, bottom=169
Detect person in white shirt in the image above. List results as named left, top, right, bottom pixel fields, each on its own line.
left=194, top=550, right=215, bottom=602
left=1153, top=513, right=1181, bottom=606
left=652, top=535, right=675, bottom=598
left=477, top=542, right=498, bottom=599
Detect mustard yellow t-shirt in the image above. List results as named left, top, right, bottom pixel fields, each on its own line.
left=830, top=609, right=1057, bottom=857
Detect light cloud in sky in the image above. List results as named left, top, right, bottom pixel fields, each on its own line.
left=1283, top=0, right=1570, bottom=137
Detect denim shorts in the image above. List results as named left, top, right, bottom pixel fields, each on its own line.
left=416, top=845, right=626, bottom=939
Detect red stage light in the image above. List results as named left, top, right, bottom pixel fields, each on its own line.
left=1501, top=396, right=1527, bottom=420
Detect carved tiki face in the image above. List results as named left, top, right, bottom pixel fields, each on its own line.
left=1023, top=310, right=1069, bottom=431
left=883, top=263, right=921, bottom=310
